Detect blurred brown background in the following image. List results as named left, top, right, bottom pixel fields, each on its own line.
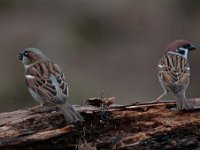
left=0, top=0, right=200, bottom=112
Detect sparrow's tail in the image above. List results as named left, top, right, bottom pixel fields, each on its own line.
left=175, top=91, right=191, bottom=110
left=57, top=102, right=84, bottom=123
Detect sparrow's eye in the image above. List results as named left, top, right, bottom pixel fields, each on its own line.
left=23, top=51, right=29, bottom=57
left=182, top=44, right=196, bottom=51
left=182, top=44, right=191, bottom=49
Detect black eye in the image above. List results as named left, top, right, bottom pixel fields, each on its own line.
left=23, top=51, right=29, bottom=56
left=182, top=44, right=190, bottom=49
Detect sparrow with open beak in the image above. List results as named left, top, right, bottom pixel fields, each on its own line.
left=156, top=40, right=196, bottom=110
left=19, top=48, right=84, bottom=123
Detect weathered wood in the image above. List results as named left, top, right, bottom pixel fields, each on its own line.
left=0, top=98, right=200, bottom=149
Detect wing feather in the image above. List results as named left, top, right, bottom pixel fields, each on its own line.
left=158, top=54, right=190, bottom=93
left=25, top=61, right=68, bottom=104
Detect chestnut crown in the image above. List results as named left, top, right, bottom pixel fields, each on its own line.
left=164, top=40, right=196, bottom=58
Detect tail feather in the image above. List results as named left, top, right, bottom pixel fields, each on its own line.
left=175, top=91, right=191, bottom=110
left=57, top=102, right=84, bottom=123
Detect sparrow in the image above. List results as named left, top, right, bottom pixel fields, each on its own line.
left=156, top=40, right=196, bottom=110
left=18, top=48, right=84, bottom=123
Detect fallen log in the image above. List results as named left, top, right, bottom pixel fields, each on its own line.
left=0, top=98, right=200, bottom=149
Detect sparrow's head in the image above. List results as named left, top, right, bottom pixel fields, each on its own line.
left=164, top=40, right=196, bottom=59
left=18, top=48, right=47, bottom=67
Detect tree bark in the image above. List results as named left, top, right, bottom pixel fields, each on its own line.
left=0, top=98, right=200, bottom=149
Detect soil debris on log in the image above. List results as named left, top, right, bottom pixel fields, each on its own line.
left=0, top=98, right=200, bottom=149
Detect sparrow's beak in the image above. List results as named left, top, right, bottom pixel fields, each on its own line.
left=18, top=53, right=23, bottom=60
left=189, top=44, right=196, bottom=51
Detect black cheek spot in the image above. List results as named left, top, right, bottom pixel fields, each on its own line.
left=178, top=50, right=185, bottom=55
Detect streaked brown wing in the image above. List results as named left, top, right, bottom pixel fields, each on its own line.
left=158, top=54, right=190, bottom=92
left=51, top=63, right=68, bottom=96
left=25, top=62, right=67, bottom=104
left=159, top=71, right=174, bottom=87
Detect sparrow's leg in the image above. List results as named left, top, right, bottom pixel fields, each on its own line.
left=155, top=90, right=168, bottom=102
left=30, top=102, right=46, bottom=111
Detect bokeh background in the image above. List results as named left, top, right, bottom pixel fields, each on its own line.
left=1, top=0, right=200, bottom=112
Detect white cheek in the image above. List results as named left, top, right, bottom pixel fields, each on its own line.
left=184, top=50, right=188, bottom=59
left=26, top=75, right=35, bottom=79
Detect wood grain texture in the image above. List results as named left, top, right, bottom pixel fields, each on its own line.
left=0, top=98, right=200, bottom=149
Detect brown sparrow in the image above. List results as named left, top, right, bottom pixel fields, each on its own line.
left=18, top=48, right=84, bottom=123
left=156, top=40, right=196, bottom=110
